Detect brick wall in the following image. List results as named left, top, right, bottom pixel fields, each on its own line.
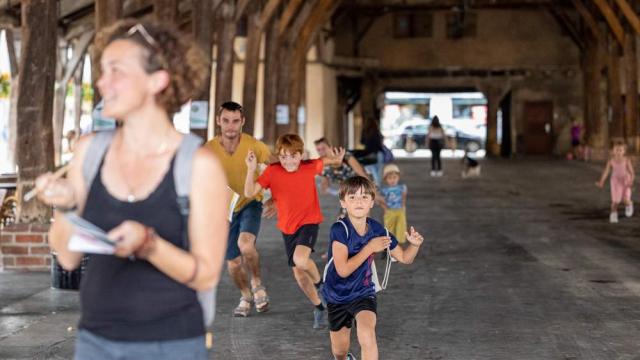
left=0, top=223, right=51, bottom=271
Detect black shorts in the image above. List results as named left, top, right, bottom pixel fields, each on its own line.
left=282, top=224, right=319, bottom=267
left=327, top=296, right=377, bottom=332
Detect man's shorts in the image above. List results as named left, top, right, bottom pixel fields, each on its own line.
left=281, top=224, right=319, bottom=267
left=226, top=200, right=263, bottom=260
left=327, top=296, right=377, bottom=332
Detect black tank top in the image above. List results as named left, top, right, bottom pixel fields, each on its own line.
left=79, top=156, right=204, bottom=341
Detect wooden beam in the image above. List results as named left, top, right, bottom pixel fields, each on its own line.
left=241, top=1, right=261, bottom=134
left=571, top=0, right=604, bottom=42
left=288, top=0, right=340, bottom=128
left=235, top=0, right=251, bottom=22
left=623, top=33, right=638, bottom=148
left=607, top=41, right=624, bottom=138
left=613, top=0, right=640, bottom=34
left=263, top=14, right=279, bottom=144
left=16, top=0, right=57, bottom=222
left=278, top=0, right=303, bottom=36
left=591, top=0, right=625, bottom=44
left=546, top=4, right=585, bottom=51
left=257, top=0, right=282, bottom=31
left=214, top=0, right=237, bottom=112
left=5, top=28, right=18, bottom=78
left=191, top=0, right=214, bottom=139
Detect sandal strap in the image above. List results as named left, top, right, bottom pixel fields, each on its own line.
left=251, top=285, right=267, bottom=294
left=239, top=296, right=253, bottom=303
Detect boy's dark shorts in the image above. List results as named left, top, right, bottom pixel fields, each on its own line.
left=226, top=200, right=263, bottom=260
left=281, top=224, right=319, bottom=267
left=327, top=296, right=377, bottom=332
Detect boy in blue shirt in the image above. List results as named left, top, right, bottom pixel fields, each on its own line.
left=322, top=176, right=424, bottom=360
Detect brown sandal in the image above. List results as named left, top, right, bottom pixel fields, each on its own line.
left=252, top=285, right=270, bottom=313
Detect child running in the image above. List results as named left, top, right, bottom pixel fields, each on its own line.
left=596, top=141, right=635, bottom=223
left=380, top=164, right=407, bottom=251
left=322, top=176, right=424, bottom=360
left=244, top=134, right=345, bottom=329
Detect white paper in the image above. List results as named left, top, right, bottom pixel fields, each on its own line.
left=228, top=188, right=240, bottom=222
left=68, top=231, right=115, bottom=255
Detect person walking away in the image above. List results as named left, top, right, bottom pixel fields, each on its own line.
left=428, top=116, right=445, bottom=177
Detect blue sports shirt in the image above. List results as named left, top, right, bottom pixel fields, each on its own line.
left=322, top=217, right=398, bottom=304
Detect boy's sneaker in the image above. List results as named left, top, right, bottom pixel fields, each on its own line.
left=430, top=170, right=436, bottom=177
left=625, top=203, right=634, bottom=217
left=610, top=212, right=618, bottom=223
left=317, top=284, right=327, bottom=307
left=437, top=171, right=444, bottom=177
left=313, top=308, right=327, bottom=329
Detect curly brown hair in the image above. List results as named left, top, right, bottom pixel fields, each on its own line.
left=275, top=134, right=305, bottom=155
left=95, top=18, right=209, bottom=114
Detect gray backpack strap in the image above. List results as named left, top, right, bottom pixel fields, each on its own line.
left=322, top=220, right=350, bottom=283
left=173, top=133, right=204, bottom=249
left=173, top=133, right=203, bottom=199
left=82, top=130, right=116, bottom=191
left=172, top=133, right=217, bottom=328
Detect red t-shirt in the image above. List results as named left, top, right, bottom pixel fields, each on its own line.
left=257, top=159, right=324, bottom=234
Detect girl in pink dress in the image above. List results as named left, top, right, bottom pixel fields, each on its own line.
left=596, top=142, right=635, bottom=223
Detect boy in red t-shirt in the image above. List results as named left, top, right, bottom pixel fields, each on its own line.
left=245, top=134, right=345, bottom=329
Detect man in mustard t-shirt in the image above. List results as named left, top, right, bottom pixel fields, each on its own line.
left=206, top=101, right=272, bottom=317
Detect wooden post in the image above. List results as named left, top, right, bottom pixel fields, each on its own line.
left=92, top=0, right=122, bottom=104
left=275, top=0, right=317, bottom=137
left=52, top=43, right=67, bottom=166
left=288, top=0, right=338, bottom=133
left=153, top=0, right=179, bottom=23
left=73, top=57, right=85, bottom=136
left=624, top=33, right=638, bottom=150
left=191, top=0, right=213, bottom=140
left=263, top=13, right=279, bottom=145
left=16, top=0, right=58, bottom=223
left=5, top=28, right=18, bottom=172
left=608, top=40, right=624, bottom=139
left=215, top=0, right=237, bottom=113
left=592, top=0, right=625, bottom=45
left=241, top=1, right=261, bottom=135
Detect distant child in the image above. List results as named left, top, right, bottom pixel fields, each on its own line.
left=596, top=141, right=635, bottom=223
left=322, top=176, right=424, bottom=360
left=244, top=134, right=345, bottom=329
left=380, top=164, right=407, bottom=247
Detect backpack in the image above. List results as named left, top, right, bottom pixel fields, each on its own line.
left=82, top=130, right=217, bottom=327
left=322, top=220, right=392, bottom=292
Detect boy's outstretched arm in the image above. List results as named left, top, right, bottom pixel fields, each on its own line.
left=321, top=147, right=346, bottom=167
left=390, top=227, right=424, bottom=264
left=245, top=150, right=263, bottom=198
left=332, top=236, right=390, bottom=278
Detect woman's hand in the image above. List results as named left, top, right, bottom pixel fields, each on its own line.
left=595, top=180, right=604, bottom=188
left=108, top=221, right=147, bottom=258
left=35, top=173, right=76, bottom=209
